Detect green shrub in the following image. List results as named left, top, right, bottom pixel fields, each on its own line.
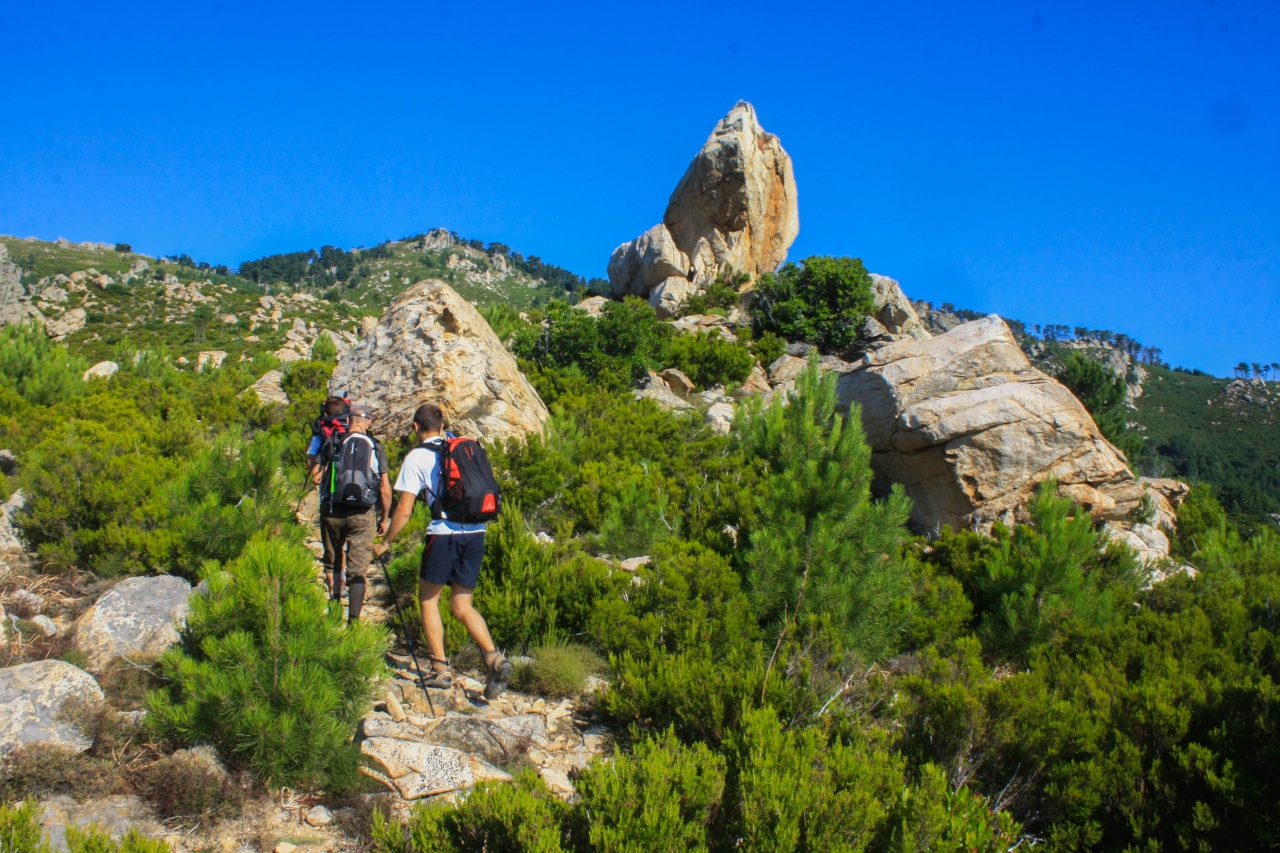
left=310, top=332, right=338, bottom=362
left=0, top=322, right=87, bottom=407
left=737, top=356, right=913, bottom=659
left=138, top=751, right=242, bottom=820
left=147, top=539, right=389, bottom=790
left=376, top=768, right=569, bottom=853
left=512, top=298, right=671, bottom=385
left=1053, top=350, right=1142, bottom=460
left=752, top=256, right=876, bottom=354
left=574, top=730, right=726, bottom=852
left=749, top=330, right=786, bottom=369
left=676, top=270, right=746, bottom=318
left=667, top=331, right=754, bottom=390
left=512, top=644, right=605, bottom=697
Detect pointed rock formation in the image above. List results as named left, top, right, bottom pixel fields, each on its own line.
left=608, top=102, right=799, bottom=314
left=330, top=280, right=549, bottom=442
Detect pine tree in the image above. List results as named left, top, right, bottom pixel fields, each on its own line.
left=147, top=538, right=389, bottom=790
left=736, top=356, right=912, bottom=660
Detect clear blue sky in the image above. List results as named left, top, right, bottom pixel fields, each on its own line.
left=1, top=1, right=1276, bottom=376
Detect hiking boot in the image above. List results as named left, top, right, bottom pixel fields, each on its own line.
left=483, top=652, right=513, bottom=700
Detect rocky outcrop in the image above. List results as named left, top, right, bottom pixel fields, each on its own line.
left=0, top=490, right=26, bottom=554
left=330, top=280, right=549, bottom=442
left=83, top=361, right=119, bottom=381
left=72, top=575, right=193, bottom=669
left=835, top=316, right=1147, bottom=532
left=869, top=275, right=930, bottom=341
left=0, top=244, right=42, bottom=327
left=359, top=653, right=612, bottom=801
left=608, top=102, right=798, bottom=302
left=45, top=308, right=86, bottom=340
left=39, top=795, right=165, bottom=853
left=244, top=370, right=291, bottom=406
left=0, top=660, right=104, bottom=754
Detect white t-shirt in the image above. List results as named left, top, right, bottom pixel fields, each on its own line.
left=393, top=443, right=486, bottom=535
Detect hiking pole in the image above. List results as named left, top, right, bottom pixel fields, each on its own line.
left=378, top=553, right=436, bottom=718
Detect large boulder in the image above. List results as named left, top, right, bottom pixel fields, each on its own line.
left=330, top=280, right=549, bottom=442
left=0, top=660, right=104, bottom=755
left=835, top=316, right=1146, bottom=532
left=72, top=575, right=193, bottom=669
left=608, top=101, right=798, bottom=299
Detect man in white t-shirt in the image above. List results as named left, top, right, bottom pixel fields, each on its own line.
left=374, top=402, right=513, bottom=700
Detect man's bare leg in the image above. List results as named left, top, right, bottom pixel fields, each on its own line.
left=418, top=580, right=449, bottom=671
left=447, top=585, right=497, bottom=655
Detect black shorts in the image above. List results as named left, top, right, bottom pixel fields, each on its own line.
left=419, top=533, right=486, bottom=588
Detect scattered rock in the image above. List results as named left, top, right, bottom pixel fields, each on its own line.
left=836, top=316, right=1146, bottom=532
left=768, top=354, right=808, bottom=384
left=82, top=361, right=119, bottom=381
left=734, top=364, right=772, bottom=398
left=274, top=843, right=298, bottom=853
left=39, top=795, right=164, bottom=853
left=635, top=371, right=694, bottom=412
left=196, top=350, right=228, bottom=372
left=385, top=691, right=407, bottom=723
left=10, top=588, right=46, bottom=616
left=539, top=766, right=575, bottom=797
left=0, top=660, right=104, bottom=755
left=617, top=556, right=651, bottom=572
left=72, top=575, right=193, bottom=669
left=572, top=295, right=610, bottom=318
left=331, top=280, right=549, bottom=443
left=31, top=615, right=59, bottom=637
left=659, top=368, right=695, bottom=397
left=704, top=401, right=736, bottom=435
left=304, top=805, right=333, bottom=827
left=45, top=308, right=87, bottom=340
left=244, top=370, right=291, bottom=406
left=360, top=737, right=477, bottom=800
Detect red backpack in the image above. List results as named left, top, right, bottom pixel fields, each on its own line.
left=424, top=437, right=502, bottom=524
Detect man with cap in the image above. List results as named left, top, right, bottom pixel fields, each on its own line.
left=312, top=401, right=392, bottom=622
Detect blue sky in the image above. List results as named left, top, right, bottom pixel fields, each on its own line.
left=1, top=1, right=1275, bottom=376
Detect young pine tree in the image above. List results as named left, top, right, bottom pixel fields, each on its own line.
left=736, top=356, right=912, bottom=661
left=147, top=538, right=388, bottom=790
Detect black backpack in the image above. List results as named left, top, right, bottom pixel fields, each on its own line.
left=322, top=433, right=381, bottom=512
left=423, top=437, right=502, bottom=524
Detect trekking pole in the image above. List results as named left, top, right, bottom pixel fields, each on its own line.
left=378, top=553, right=436, bottom=718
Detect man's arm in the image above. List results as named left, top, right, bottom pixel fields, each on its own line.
left=373, top=490, right=415, bottom=557
left=309, top=457, right=323, bottom=485
left=377, top=473, right=393, bottom=535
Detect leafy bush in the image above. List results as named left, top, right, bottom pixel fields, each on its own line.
left=752, top=256, right=876, bottom=354
left=574, top=730, right=725, bottom=852
left=737, top=356, right=913, bottom=659
left=310, top=331, right=338, bottom=362
left=147, top=539, right=389, bottom=790
left=667, top=331, right=754, bottom=390
left=512, top=643, right=605, bottom=697
left=1053, top=350, right=1142, bottom=459
left=676, top=269, right=747, bottom=318
left=0, top=321, right=87, bottom=407
left=512, top=298, right=671, bottom=385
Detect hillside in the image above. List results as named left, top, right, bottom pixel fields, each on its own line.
left=0, top=230, right=587, bottom=368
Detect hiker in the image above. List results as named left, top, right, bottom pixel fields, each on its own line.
left=308, top=396, right=352, bottom=598
left=374, top=402, right=513, bottom=699
left=311, top=401, right=392, bottom=622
